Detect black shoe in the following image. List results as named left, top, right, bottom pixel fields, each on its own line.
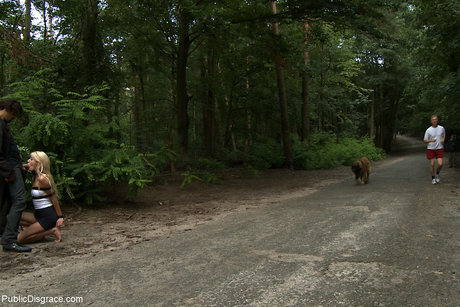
left=3, top=242, right=32, bottom=252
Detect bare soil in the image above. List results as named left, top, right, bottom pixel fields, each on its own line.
left=0, top=165, right=359, bottom=278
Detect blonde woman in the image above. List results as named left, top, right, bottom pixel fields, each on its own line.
left=18, top=151, right=63, bottom=243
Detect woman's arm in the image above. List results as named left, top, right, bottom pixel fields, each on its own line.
left=49, top=194, right=64, bottom=228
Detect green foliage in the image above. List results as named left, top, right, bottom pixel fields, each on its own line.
left=294, top=133, right=385, bottom=169
left=46, top=153, right=78, bottom=201
left=189, top=158, right=225, bottom=173
left=143, top=145, right=177, bottom=174
left=69, top=144, right=152, bottom=203
left=181, top=158, right=225, bottom=188
left=4, top=70, right=160, bottom=204
left=20, top=113, right=70, bottom=153
left=247, top=137, right=285, bottom=170
left=399, top=0, right=460, bottom=135
left=2, top=0, right=457, bottom=205
left=180, top=171, right=203, bottom=189
left=218, top=148, right=245, bottom=167
left=180, top=170, right=220, bottom=188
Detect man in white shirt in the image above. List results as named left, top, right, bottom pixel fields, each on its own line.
left=424, top=115, right=445, bottom=184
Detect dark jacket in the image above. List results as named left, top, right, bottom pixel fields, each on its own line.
left=0, top=118, right=12, bottom=233
left=446, top=139, right=457, bottom=152
left=0, top=118, right=13, bottom=178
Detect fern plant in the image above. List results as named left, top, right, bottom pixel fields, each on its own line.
left=4, top=69, right=158, bottom=204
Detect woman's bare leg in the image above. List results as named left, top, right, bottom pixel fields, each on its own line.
left=17, top=222, right=60, bottom=244
left=18, top=222, right=45, bottom=243
left=19, top=212, right=36, bottom=227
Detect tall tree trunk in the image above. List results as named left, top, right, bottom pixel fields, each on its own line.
left=301, top=21, right=311, bottom=145
left=202, top=47, right=218, bottom=157
left=138, top=70, right=147, bottom=151
left=370, top=89, right=375, bottom=140
left=48, top=2, right=53, bottom=40
left=24, top=0, right=31, bottom=42
left=42, top=1, right=47, bottom=40
left=176, top=7, right=191, bottom=165
left=375, top=83, right=384, bottom=148
left=81, top=0, right=100, bottom=86
left=169, top=53, right=177, bottom=172
left=200, top=53, right=207, bottom=148
left=223, top=89, right=234, bottom=149
left=113, top=91, right=121, bottom=141
left=270, top=0, right=293, bottom=169
left=243, top=55, right=253, bottom=164
left=133, top=82, right=142, bottom=151
left=243, top=74, right=253, bottom=164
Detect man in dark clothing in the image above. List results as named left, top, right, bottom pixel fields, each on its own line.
left=446, top=134, right=457, bottom=168
left=0, top=98, right=31, bottom=252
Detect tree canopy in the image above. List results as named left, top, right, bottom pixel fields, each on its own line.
left=1, top=0, right=458, bottom=203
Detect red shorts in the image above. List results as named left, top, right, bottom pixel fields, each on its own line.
left=427, top=149, right=444, bottom=160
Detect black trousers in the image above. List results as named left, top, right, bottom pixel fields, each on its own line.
left=0, top=181, right=11, bottom=235
left=1, top=166, right=27, bottom=245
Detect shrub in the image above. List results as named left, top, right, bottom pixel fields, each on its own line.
left=218, top=148, right=245, bottom=167
left=5, top=71, right=158, bottom=204
left=247, top=137, right=285, bottom=169
left=293, top=133, right=385, bottom=169
left=181, top=158, right=226, bottom=188
left=189, top=158, right=225, bottom=172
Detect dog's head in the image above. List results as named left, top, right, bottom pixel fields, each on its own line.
left=351, top=161, right=361, bottom=178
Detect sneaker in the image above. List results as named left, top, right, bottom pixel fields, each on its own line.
left=432, top=178, right=437, bottom=185
left=435, top=174, right=440, bottom=183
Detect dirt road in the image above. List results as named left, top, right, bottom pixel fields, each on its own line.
left=0, top=136, right=459, bottom=306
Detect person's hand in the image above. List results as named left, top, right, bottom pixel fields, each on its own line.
left=56, top=218, right=64, bottom=228
left=4, top=174, right=15, bottom=182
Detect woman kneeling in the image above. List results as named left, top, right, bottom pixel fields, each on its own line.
left=18, top=151, right=63, bottom=243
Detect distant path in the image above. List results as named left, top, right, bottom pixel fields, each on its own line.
left=1, top=136, right=459, bottom=306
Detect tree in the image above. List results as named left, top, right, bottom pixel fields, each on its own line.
left=176, top=2, right=192, bottom=164
left=301, top=21, right=311, bottom=144
left=403, top=0, right=460, bottom=133
left=5, top=0, right=456, bottom=204
left=270, top=0, right=293, bottom=169
left=24, top=0, right=31, bottom=42
left=81, top=0, right=103, bottom=85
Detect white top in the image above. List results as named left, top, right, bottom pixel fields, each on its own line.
left=31, top=189, right=53, bottom=210
left=424, top=125, right=445, bottom=150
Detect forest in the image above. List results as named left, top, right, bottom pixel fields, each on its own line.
left=0, top=0, right=458, bottom=204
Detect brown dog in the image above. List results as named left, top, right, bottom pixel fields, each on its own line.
left=351, top=157, right=370, bottom=184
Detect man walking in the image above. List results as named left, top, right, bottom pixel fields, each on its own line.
left=446, top=134, right=457, bottom=168
left=424, top=115, right=445, bottom=185
left=0, top=99, right=31, bottom=252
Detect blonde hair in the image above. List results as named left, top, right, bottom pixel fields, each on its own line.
left=30, top=151, right=59, bottom=198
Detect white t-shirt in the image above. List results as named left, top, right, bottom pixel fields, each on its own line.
left=424, top=125, right=445, bottom=150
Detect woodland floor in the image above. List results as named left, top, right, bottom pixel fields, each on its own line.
left=1, top=163, right=372, bottom=278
